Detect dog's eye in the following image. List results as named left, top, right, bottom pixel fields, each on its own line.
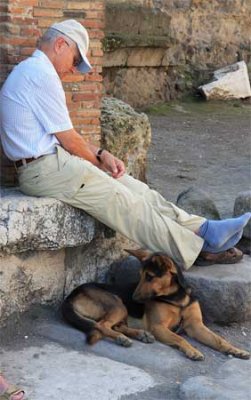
left=145, top=272, right=154, bottom=282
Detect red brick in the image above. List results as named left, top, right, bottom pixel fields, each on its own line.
left=39, top=1, right=65, bottom=8
left=85, top=11, right=104, bottom=20
left=1, top=36, right=37, bottom=46
left=33, top=8, right=63, bottom=17
left=8, top=16, right=38, bottom=25
left=88, top=30, right=105, bottom=40
left=72, top=93, right=101, bottom=102
left=8, top=5, right=33, bottom=15
left=20, top=47, right=34, bottom=56
left=92, top=49, right=103, bottom=57
left=83, top=20, right=105, bottom=29
left=20, top=27, right=41, bottom=36
left=62, top=74, right=85, bottom=83
left=12, top=0, right=38, bottom=5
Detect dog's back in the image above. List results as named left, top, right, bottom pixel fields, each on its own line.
left=62, top=282, right=144, bottom=333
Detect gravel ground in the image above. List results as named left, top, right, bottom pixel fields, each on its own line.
left=146, top=99, right=251, bottom=218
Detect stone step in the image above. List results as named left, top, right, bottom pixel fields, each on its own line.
left=185, top=255, right=251, bottom=323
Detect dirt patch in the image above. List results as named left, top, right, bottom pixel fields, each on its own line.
left=146, top=99, right=251, bottom=219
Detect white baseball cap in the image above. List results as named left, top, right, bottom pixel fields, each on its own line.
left=51, top=19, right=92, bottom=73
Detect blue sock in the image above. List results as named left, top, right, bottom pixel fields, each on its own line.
left=198, top=212, right=251, bottom=249
left=202, top=230, right=243, bottom=253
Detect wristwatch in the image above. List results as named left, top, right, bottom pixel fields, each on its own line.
left=96, top=148, right=104, bottom=162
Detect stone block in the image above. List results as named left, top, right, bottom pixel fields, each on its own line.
left=185, top=256, right=251, bottom=323
left=234, top=191, right=251, bottom=239
left=127, top=48, right=165, bottom=67
left=0, top=188, right=99, bottom=255
left=199, top=61, right=251, bottom=100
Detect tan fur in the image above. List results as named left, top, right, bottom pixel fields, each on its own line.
left=127, top=249, right=250, bottom=361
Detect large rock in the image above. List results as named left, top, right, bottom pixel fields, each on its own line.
left=101, top=97, right=151, bottom=181
left=199, top=61, right=251, bottom=100
left=176, top=187, right=221, bottom=220
left=234, top=191, right=251, bottom=239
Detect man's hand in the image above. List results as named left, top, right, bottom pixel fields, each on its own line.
left=100, top=150, right=125, bottom=178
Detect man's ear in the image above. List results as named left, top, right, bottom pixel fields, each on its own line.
left=54, top=36, right=66, bottom=55
left=124, top=248, right=151, bottom=261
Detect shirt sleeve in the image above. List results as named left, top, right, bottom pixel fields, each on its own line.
left=26, top=71, right=73, bottom=134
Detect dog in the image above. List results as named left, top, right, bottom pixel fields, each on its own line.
left=62, top=249, right=250, bottom=360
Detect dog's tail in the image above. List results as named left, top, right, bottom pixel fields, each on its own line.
left=62, top=299, right=97, bottom=335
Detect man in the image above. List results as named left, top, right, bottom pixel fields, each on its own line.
left=0, top=19, right=250, bottom=270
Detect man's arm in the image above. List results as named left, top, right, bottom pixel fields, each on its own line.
left=55, top=129, right=125, bottom=178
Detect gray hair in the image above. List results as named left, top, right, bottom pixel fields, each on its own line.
left=37, top=27, right=75, bottom=48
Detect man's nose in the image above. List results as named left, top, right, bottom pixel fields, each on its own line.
left=70, top=66, right=78, bottom=74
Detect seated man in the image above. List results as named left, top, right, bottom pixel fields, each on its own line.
left=0, top=19, right=250, bottom=270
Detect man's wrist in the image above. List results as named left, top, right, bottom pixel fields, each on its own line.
left=96, top=148, right=104, bottom=162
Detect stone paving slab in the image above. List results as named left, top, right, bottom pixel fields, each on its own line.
left=0, top=310, right=250, bottom=400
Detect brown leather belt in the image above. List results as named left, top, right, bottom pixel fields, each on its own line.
left=15, top=157, right=39, bottom=168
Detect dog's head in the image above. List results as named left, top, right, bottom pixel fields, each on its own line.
left=125, top=249, right=189, bottom=303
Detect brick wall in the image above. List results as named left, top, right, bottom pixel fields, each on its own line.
left=0, top=0, right=104, bottom=186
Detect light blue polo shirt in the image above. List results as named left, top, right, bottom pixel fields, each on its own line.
left=0, top=49, right=73, bottom=161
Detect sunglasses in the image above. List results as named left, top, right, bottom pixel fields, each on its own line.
left=64, top=39, right=82, bottom=68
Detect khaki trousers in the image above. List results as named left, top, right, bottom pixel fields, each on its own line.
left=18, top=146, right=205, bottom=269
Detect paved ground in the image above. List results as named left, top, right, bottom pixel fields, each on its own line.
left=0, top=100, right=251, bottom=399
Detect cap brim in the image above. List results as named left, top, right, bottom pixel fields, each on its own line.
left=77, top=50, right=92, bottom=73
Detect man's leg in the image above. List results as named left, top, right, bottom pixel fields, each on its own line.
left=118, top=175, right=250, bottom=253
left=18, top=150, right=203, bottom=269
left=117, top=174, right=206, bottom=232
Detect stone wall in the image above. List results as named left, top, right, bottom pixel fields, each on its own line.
left=0, top=0, right=104, bottom=186
left=103, top=0, right=251, bottom=108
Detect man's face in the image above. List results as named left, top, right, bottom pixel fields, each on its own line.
left=53, top=36, right=82, bottom=78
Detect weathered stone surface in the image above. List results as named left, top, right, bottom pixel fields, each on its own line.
left=64, top=234, right=134, bottom=295
left=0, top=188, right=99, bottom=254
left=0, top=250, right=65, bottom=325
left=199, top=61, right=251, bottom=100
left=0, top=234, right=133, bottom=326
left=185, top=256, right=251, bottom=323
left=176, top=187, right=221, bottom=220
left=180, top=358, right=251, bottom=400
left=101, top=97, right=151, bottom=181
left=103, top=67, right=171, bottom=108
left=106, top=255, right=251, bottom=323
left=103, top=0, right=251, bottom=107
left=234, top=191, right=251, bottom=239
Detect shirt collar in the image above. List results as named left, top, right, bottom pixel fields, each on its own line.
left=31, top=49, right=58, bottom=76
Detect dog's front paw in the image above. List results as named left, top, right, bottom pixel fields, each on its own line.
left=186, top=348, right=205, bottom=361
left=228, top=349, right=250, bottom=360
left=116, top=335, right=133, bottom=347
left=136, top=330, right=155, bottom=343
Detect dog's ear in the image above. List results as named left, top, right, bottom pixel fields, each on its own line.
left=165, top=257, right=178, bottom=274
left=124, top=248, right=151, bottom=261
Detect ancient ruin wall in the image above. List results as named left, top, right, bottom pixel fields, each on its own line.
left=0, top=0, right=104, bottom=186
left=103, top=0, right=251, bottom=108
